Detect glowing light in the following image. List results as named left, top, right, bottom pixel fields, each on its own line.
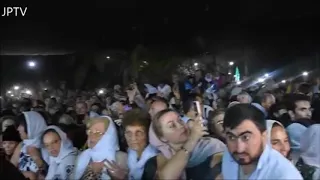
left=258, top=78, right=265, bottom=83
left=228, top=72, right=232, bottom=75
left=28, top=61, right=36, bottom=67
left=7, top=91, right=12, bottom=94
left=281, top=80, right=286, bottom=83
left=14, top=86, right=20, bottom=90
left=106, top=56, right=110, bottom=59
left=264, top=73, right=269, bottom=77
left=236, top=81, right=241, bottom=85
left=229, top=61, right=234, bottom=66
left=194, top=62, right=198, bottom=66
left=10, top=94, right=14, bottom=97
left=302, top=71, right=308, bottom=76
left=98, top=89, right=104, bottom=94
left=25, top=90, right=32, bottom=95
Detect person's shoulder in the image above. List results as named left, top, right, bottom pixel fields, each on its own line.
left=287, top=122, right=307, bottom=129
left=269, top=149, right=303, bottom=179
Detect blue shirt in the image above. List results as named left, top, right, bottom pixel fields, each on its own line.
left=222, top=145, right=303, bottom=179
left=286, top=123, right=307, bottom=151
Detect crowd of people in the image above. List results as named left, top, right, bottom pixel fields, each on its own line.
left=0, top=70, right=320, bottom=180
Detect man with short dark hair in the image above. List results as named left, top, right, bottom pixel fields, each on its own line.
left=222, top=104, right=302, bottom=179
left=286, top=94, right=314, bottom=155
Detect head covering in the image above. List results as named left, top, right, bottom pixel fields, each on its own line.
left=157, top=84, right=172, bottom=99
left=266, top=120, right=284, bottom=144
left=21, top=111, right=49, bottom=163
left=149, top=121, right=225, bottom=179
left=300, top=124, right=320, bottom=168
left=73, top=116, right=119, bottom=179
left=44, top=126, right=77, bottom=180
left=144, top=84, right=158, bottom=94
left=2, top=125, right=21, bottom=142
left=127, top=145, right=158, bottom=180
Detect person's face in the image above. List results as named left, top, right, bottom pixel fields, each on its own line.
left=210, top=113, right=225, bottom=137
left=148, top=101, right=167, bottom=119
left=159, top=112, right=189, bottom=144
left=87, top=121, right=106, bottom=148
left=2, top=119, right=15, bottom=132
left=225, top=120, right=266, bottom=165
left=263, top=95, right=276, bottom=110
left=270, top=125, right=290, bottom=158
left=76, top=103, right=87, bottom=115
left=293, top=100, right=312, bottom=120
left=238, top=95, right=250, bottom=104
left=125, top=125, right=147, bottom=152
left=43, top=131, right=61, bottom=157
left=17, top=125, right=28, bottom=140
left=91, top=105, right=100, bottom=113
left=2, top=141, right=18, bottom=156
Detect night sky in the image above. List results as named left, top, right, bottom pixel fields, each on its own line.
left=1, top=0, right=320, bottom=82
left=2, top=1, right=320, bottom=53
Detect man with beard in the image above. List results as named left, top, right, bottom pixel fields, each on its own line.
left=221, top=104, right=302, bottom=179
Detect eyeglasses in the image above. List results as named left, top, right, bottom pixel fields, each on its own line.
left=124, top=131, right=145, bottom=139
left=86, top=129, right=105, bottom=137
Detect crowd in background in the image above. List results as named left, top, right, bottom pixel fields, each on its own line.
left=0, top=69, right=320, bottom=180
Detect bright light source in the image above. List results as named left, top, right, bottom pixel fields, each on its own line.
left=25, top=90, right=32, bottom=95
left=143, top=61, right=148, bottom=64
left=264, top=73, right=269, bottom=77
left=229, top=61, right=234, bottom=66
left=14, top=86, right=20, bottom=90
left=28, top=61, right=36, bottom=67
left=98, top=89, right=104, bottom=94
left=44, top=88, right=48, bottom=91
left=258, top=78, right=265, bottom=83
left=10, top=94, right=14, bottom=97
left=194, top=62, right=198, bottom=66
left=236, top=81, right=241, bottom=85
left=281, top=80, right=286, bottom=83
left=106, top=56, right=110, bottom=59
left=7, top=91, right=12, bottom=94
left=228, top=72, right=232, bottom=75
left=302, top=71, right=308, bottom=76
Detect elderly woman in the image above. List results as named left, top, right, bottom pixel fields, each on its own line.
left=41, top=125, right=78, bottom=180
left=11, top=111, right=49, bottom=180
left=122, top=109, right=158, bottom=180
left=73, top=116, right=127, bottom=180
left=144, top=109, right=225, bottom=179
left=296, top=124, right=320, bottom=180
left=266, top=120, right=291, bottom=159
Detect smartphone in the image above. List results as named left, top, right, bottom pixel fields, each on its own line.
left=193, top=101, right=202, bottom=118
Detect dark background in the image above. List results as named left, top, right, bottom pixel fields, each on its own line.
left=1, top=1, right=320, bottom=88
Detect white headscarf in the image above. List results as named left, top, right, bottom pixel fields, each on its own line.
left=127, top=145, right=158, bottom=180
left=157, top=84, right=172, bottom=99
left=74, top=116, right=119, bottom=179
left=300, top=124, right=320, bottom=168
left=44, top=126, right=77, bottom=180
left=266, top=120, right=284, bottom=144
left=21, top=111, right=49, bottom=163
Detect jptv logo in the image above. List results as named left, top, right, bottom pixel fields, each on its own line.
left=2, top=7, right=27, bottom=17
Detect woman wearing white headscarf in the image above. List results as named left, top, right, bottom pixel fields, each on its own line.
left=41, top=125, right=78, bottom=180
left=296, top=124, right=320, bottom=180
left=266, top=120, right=291, bottom=159
left=11, top=111, right=49, bottom=180
left=73, top=116, right=124, bottom=180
